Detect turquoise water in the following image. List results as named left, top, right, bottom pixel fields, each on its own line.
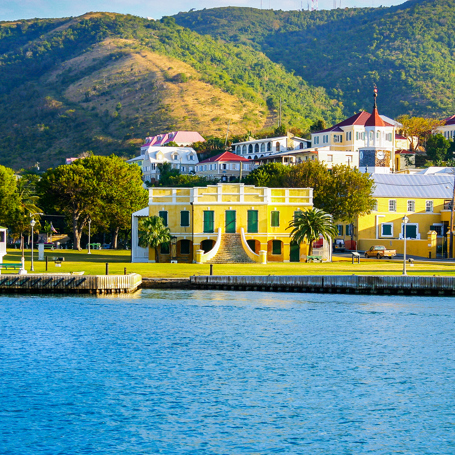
left=1, top=290, right=455, bottom=454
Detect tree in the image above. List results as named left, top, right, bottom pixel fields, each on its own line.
left=39, top=155, right=148, bottom=250
left=397, top=116, right=443, bottom=152
left=243, top=163, right=289, bottom=187
left=426, top=134, right=451, bottom=162
left=138, top=216, right=171, bottom=263
left=287, top=208, right=338, bottom=256
left=284, top=162, right=375, bottom=225
left=0, top=165, right=21, bottom=228
left=310, top=119, right=326, bottom=132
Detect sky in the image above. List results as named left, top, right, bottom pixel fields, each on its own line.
left=0, top=0, right=406, bottom=22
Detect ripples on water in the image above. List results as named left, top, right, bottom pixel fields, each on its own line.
left=1, top=290, right=455, bottom=454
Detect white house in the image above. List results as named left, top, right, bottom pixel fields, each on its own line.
left=437, top=115, right=455, bottom=141
left=195, top=152, right=252, bottom=181
left=232, top=135, right=311, bottom=160
left=127, top=146, right=199, bottom=183
left=0, top=227, right=6, bottom=264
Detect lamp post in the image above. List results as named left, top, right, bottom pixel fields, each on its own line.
left=402, top=215, right=409, bottom=276
left=88, top=218, right=92, bottom=255
left=30, top=218, right=36, bottom=272
left=171, top=236, right=177, bottom=263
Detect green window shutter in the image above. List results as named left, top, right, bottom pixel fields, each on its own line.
left=382, top=224, right=392, bottom=236
left=180, top=211, right=190, bottom=227
left=203, top=211, right=214, bottom=233
left=271, top=211, right=279, bottom=227
left=247, top=210, right=258, bottom=233
left=159, top=211, right=168, bottom=227
left=272, top=240, right=282, bottom=255
left=404, top=224, right=417, bottom=239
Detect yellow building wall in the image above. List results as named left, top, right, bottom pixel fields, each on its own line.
left=146, top=184, right=313, bottom=263
left=354, top=197, right=446, bottom=257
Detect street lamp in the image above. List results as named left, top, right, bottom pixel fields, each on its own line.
left=88, top=218, right=92, bottom=255
left=402, top=215, right=409, bottom=276
left=30, top=218, right=36, bottom=272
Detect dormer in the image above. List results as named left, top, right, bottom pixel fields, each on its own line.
left=171, top=152, right=180, bottom=161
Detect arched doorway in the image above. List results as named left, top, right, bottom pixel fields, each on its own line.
left=201, top=239, right=215, bottom=253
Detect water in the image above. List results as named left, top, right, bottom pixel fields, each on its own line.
left=1, top=290, right=455, bottom=454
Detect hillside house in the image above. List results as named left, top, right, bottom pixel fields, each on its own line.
left=195, top=152, right=252, bottom=181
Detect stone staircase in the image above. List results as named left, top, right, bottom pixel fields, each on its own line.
left=207, top=233, right=254, bottom=264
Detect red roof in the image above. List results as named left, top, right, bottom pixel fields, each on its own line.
left=443, top=115, right=455, bottom=126
left=314, top=110, right=392, bottom=134
left=365, top=107, right=386, bottom=127
left=198, top=152, right=251, bottom=164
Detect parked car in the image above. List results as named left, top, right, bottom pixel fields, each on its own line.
left=364, top=245, right=397, bottom=259
left=333, top=239, right=346, bottom=252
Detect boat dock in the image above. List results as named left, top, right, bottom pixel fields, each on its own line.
left=0, top=273, right=142, bottom=294
left=190, top=275, right=455, bottom=296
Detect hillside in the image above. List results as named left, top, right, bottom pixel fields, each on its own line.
left=0, top=13, right=343, bottom=170
left=174, top=0, right=455, bottom=118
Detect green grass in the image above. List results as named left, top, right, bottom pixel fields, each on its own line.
left=3, top=249, right=455, bottom=277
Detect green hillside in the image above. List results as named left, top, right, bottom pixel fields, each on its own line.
left=174, top=0, right=455, bottom=118
left=0, top=13, right=343, bottom=170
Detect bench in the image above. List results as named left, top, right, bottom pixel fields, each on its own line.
left=87, top=243, right=102, bottom=250
left=0, top=263, right=22, bottom=274
left=307, top=255, right=322, bottom=263
left=51, top=257, right=65, bottom=267
left=43, top=244, right=55, bottom=250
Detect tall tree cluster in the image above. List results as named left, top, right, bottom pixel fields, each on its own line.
left=39, top=155, right=148, bottom=250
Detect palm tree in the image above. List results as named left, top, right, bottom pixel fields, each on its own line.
left=287, top=208, right=338, bottom=256
left=138, top=216, right=171, bottom=263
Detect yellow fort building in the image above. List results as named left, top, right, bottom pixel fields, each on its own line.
left=132, top=183, right=315, bottom=264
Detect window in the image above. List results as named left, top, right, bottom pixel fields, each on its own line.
left=356, top=132, right=359, bottom=140
left=247, top=210, right=259, bottom=233
left=267, top=142, right=271, bottom=151
left=261, top=143, right=265, bottom=152
left=249, top=144, right=253, bottom=153
left=222, top=163, right=227, bottom=170
left=327, top=154, right=333, bottom=162
left=0, top=231, right=4, bottom=242
left=203, top=211, right=214, bottom=233
left=402, top=223, right=418, bottom=239
left=337, top=224, right=343, bottom=236
left=271, top=211, right=280, bottom=227
left=272, top=240, right=282, bottom=255
left=381, top=223, right=393, bottom=237
left=346, top=224, right=353, bottom=236
left=180, top=211, right=190, bottom=227
left=407, top=200, right=415, bottom=212
left=430, top=224, right=444, bottom=236
left=180, top=239, right=190, bottom=255
left=160, top=242, right=170, bottom=255
left=276, top=142, right=280, bottom=151
left=389, top=200, right=396, bottom=212
left=386, top=133, right=392, bottom=141
left=255, top=144, right=259, bottom=153
left=173, top=154, right=178, bottom=161
left=181, top=166, right=185, bottom=172
left=189, top=154, right=194, bottom=161
left=159, top=211, right=168, bottom=227
left=426, top=201, right=433, bottom=212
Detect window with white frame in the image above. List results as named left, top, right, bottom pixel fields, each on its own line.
left=356, top=132, right=359, bottom=140
left=172, top=154, right=179, bottom=161
left=407, top=200, right=415, bottom=212
left=430, top=224, right=444, bottom=236
left=189, top=154, right=194, bottom=161
left=426, top=200, right=433, bottom=212
left=381, top=223, right=393, bottom=237
left=327, top=155, right=333, bottom=162
left=389, top=200, right=397, bottom=212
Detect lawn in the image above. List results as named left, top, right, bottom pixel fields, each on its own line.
left=3, top=248, right=455, bottom=277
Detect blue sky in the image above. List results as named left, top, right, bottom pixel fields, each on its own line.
left=0, top=0, right=406, bottom=22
